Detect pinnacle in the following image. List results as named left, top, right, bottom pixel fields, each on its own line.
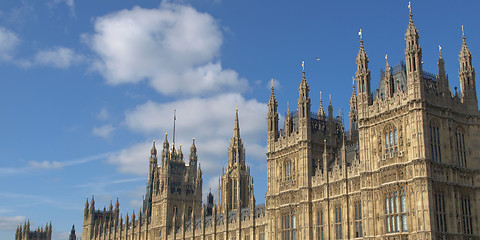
left=233, top=107, right=240, bottom=138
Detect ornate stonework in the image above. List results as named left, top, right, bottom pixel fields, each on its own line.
left=82, top=7, right=480, bottom=240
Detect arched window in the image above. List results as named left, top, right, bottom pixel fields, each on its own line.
left=385, top=125, right=398, bottom=153
left=385, top=189, right=407, bottom=233
left=282, top=210, right=296, bottom=240
left=455, top=128, right=466, bottom=167
left=335, top=206, right=342, bottom=239
left=284, top=161, right=293, bottom=181
left=429, top=122, right=441, bottom=162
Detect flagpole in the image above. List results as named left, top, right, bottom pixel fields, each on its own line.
left=173, top=109, right=176, bottom=145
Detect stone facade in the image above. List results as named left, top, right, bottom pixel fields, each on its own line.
left=82, top=8, right=480, bottom=240
left=265, top=9, right=480, bottom=240
left=15, top=221, right=52, bottom=240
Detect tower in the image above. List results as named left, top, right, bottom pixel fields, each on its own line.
left=219, top=108, right=253, bottom=212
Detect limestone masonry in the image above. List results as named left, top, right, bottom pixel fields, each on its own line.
left=82, top=8, right=480, bottom=240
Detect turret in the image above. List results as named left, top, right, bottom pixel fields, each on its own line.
left=318, top=92, right=326, bottom=121
left=435, top=45, right=450, bottom=97
left=349, top=80, right=357, bottom=141
left=384, top=55, right=393, bottom=98
left=90, top=195, right=95, bottom=214
left=356, top=29, right=372, bottom=106
left=162, top=133, right=169, bottom=165
left=298, top=61, right=311, bottom=121
left=189, top=138, right=197, bottom=167
left=84, top=198, right=89, bottom=219
left=458, top=26, right=478, bottom=110
left=228, top=107, right=245, bottom=167
left=404, top=2, right=424, bottom=99
left=69, top=225, right=76, bottom=240
left=267, top=80, right=279, bottom=144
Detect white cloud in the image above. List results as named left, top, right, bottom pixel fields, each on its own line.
left=48, top=0, right=75, bottom=17
left=107, top=141, right=153, bottom=175
left=0, top=216, right=25, bottom=231
left=266, top=78, right=281, bottom=90
left=97, top=107, right=110, bottom=121
left=85, top=3, right=248, bottom=95
left=28, top=160, right=63, bottom=169
left=107, top=93, right=267, bottom=201
left=33, top=47, right=83, bottom=69
left=0, top=26, right=20, bottom=61
left=92, top=124, right=115, bottom=139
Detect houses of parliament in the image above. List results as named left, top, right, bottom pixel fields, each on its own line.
left=79, top=7, right=480, bottom=240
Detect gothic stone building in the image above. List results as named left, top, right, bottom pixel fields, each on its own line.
left=15, top=221, right=52, bottom=240
left=82, top=9, right=480, bottom=240
left=82, top=109, right=267, bottom=240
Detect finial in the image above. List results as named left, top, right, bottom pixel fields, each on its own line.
left=408, top=1, right=411, bottom=14
left=385, top=54, right=388, bottom=61
left=462, top=25, right=466, bottom=43
left=302, top=61, right=305, bottom=72
left=358, top=29, right=364, bottom=47
left=319, top=91, right=322, bottom=102
left=352, top=77, right=355, bottom=86
left=329, top=94, right=332, bottom=104
left=271, top=78, right=274, bottom=90
left=287, top=101, right=290, bottom=113
left=439, top=45, right=442, bottom=58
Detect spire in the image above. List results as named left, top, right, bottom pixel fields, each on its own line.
left=458, top=25, right=477, bottom=107
left=404, top=1, right=421, bottom=70
left=404, top=1, right=423, bottom=99
left=328, top=94, right=333, bottom=122
left=356, top=29, right=371, bottom=102
left=84, top=198, right=89, bottom=217
left=189, top=137, right=197, bottom=165
left=267, top=78, right=279, bottom=142
left=228, top=107, right=245, bottom=166
left=163, top=133, right=169, bottom=150
left=151, top=140, right=157, bottom=156
left=177, top=144, right=183, bottom=162
left=384, top=54, right=393, bottom=98
left=318, top=91, right=326, bottom=120
left=349, top=78, right=358, bottom=140
left=437, top=45, right=449, bottom=96
left=234, top=106, right=240, bottom=138
left=298, top=60, right=311, bottom=122
left=69, top=225, right=76, bottom=240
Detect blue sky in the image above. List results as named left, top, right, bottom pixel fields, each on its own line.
left=1, top=0, right=479, bottom=239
